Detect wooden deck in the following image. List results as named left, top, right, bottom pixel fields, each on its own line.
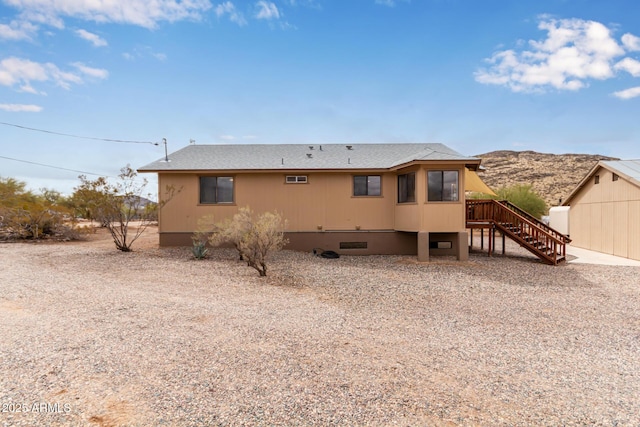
left=466, top=200, right=571, bottom=265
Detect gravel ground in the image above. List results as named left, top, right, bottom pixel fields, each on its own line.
left=1, top=227, right=639, bottom=426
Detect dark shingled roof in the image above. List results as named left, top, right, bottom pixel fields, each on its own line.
left=138, top=143, right=480, bottom=172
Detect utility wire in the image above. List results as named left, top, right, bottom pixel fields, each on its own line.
left=0, top=155, right=106, bottom=176
left=0, top=121, right=160, bottom=145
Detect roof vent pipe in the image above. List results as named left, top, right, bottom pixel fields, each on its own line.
left=163, top=138, right=169, bottom=162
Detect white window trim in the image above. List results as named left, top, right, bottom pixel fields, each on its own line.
left=286, top=175, right=308, bottom=183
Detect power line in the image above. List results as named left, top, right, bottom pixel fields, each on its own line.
left=0, top=121, right=160, bottom=145
left=0, top=155, right=106, bottom=176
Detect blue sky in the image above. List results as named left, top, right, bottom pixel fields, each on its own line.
left=1, top=0, right=639, bottom=195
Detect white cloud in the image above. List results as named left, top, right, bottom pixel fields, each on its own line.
left=255, top=1, right=279, bottom=20
left=0, top=19, right=38, bottom=40
left=614, top=57, right=640, bottom=77
left=475, top=18, right=628, bottom=93
left=215, top=2, right=247, bottom=26
left=122, top=46, right=167, bottom=61
left=0, top=103, right=43, bottom=112
left=0, top=57, right=48, bottom=87
left=0, top=56, right=105, bottom=92
left=621, top=33, right=640, bottom=52
left=219, top=134, right=236, bottom=140
left=71, top=62, right=109, bottom=79
left=613, top=86, right=640, bottom=99
left=152, top=52, right=167, bottom=61
left=18, top=83, right=42, bottom=94
left=5, top=0, right=213, bottom=29
left=17, top=9, right=65, bottom=29
left=374, top=0, right=409, bottom=6
left=75, top=29, right=107, bottom=47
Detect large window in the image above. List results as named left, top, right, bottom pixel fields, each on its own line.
left=199, top=176, right=234, bottom=204
left=397, top=172, right=416, bottom=203
left=354, top=175, right=381, bottom=196
left=428, top=171, right=459, bottom=202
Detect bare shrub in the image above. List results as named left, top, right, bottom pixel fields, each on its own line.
left=210, top=207, right=288, bottom=277
left=72, top=165, right=179, bottom=252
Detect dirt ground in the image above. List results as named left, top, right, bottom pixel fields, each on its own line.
left=1, top=225, right=640, bottom=426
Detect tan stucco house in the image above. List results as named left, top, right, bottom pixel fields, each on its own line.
left=138, top=143, right=483, bottom=261
left=563, top=160, right=640, bottom=261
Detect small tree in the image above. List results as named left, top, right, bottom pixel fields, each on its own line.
left=210, top=207, right=288, bottom=276
left=72, top=165, right=177, bottom=252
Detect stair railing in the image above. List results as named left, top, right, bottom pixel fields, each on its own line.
left=466, top=199, right=568, bottom=264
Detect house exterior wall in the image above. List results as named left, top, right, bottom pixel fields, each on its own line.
left=157, top=163, right=469, bottom=257
left=568, top=167, right=640, bottom=261
left=159, top=171, right=396, bottom=232
left=394, top=164, right=467, bottom=233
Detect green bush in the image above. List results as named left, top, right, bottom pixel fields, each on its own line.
left=0, top=177, right=74, bottom=240
left=494, top=184, right=548, bottom=219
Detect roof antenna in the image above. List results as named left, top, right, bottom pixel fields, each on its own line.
left=190, top=139, right=195, bottom=145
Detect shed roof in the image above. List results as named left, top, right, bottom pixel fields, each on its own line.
left=600, top=160, right=640, bottom=183
left=138, top=143, right=481, bottom=172
left=563, top=159, right=640, bottom=205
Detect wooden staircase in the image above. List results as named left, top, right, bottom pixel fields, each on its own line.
left=466, top=200, right=571, bottom=265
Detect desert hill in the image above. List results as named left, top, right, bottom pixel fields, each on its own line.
left=474, top=150, right=618, bottom=208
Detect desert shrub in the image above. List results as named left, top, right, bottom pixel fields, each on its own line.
left=209, top=209, right=252, bottom=261
left=494, top=184, right=548, bottom=219
left=0, top=178, right=75, bottom=240
left=210, top=207, right=288, bottom=277
left=191, top=215, right=215, bottom=260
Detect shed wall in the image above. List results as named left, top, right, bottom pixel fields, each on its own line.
left=567, top=167, right=640, bottom=261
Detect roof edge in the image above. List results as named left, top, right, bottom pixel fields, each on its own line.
left=563, top=160, right=640, bottom=205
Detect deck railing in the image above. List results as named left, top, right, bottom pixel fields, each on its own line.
left=466, top=199, right=570, bottom=265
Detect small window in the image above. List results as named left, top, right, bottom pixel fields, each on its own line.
left=200, top=176, right=234, bottom=204
left=595, top=175, right=600, bottom=185
left=398, top=172, right=416, bottom=203
left=286, top=175, right=307, bottom=183
left=353, top=175, right=381, bottom=196
left=428, top=171, right=459, bottom=202
left=613, top=173, right=619, bottom=182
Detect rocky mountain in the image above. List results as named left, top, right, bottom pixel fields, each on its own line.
left=474, top=150, right=618, bottom=208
